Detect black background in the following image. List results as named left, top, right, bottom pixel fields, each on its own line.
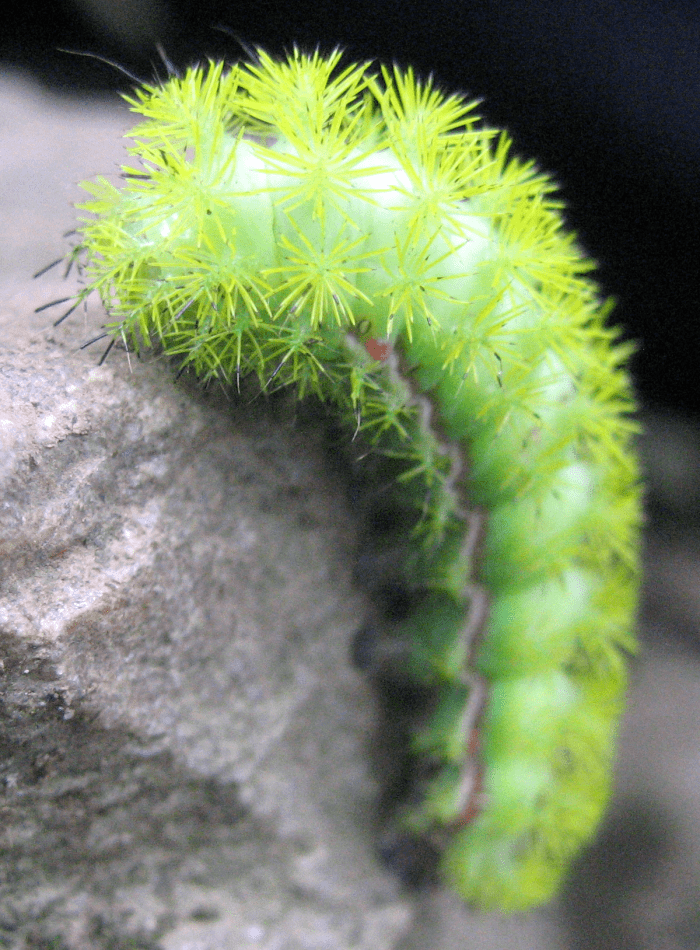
left=4, top=0, right=699, bottom=419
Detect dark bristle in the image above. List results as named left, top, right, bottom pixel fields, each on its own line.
left=80, top=332, right=109, bottom=350
left=34, top=296, right=72, bottom=313
left=33, top=257, right=65, bottom=279
left=57, top=48, right=146, bottom=87
left=53, top=303, right=80, bottom=327
left=98, top=338, right=116, bottom=365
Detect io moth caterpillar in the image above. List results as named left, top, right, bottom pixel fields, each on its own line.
left=46, top=48, right=642, bottom=912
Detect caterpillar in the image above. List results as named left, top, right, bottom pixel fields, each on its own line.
left=47, top=47, right=642, bottom=912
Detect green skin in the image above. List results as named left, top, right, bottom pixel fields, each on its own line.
left=67, top=49, right=642, bottom=911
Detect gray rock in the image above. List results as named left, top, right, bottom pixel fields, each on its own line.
left=0, top=73, right=412, bottom=950
left=2, top=263, right=417, bottom=947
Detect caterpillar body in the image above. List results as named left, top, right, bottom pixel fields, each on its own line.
left=56, top=49, right=642, bottom=912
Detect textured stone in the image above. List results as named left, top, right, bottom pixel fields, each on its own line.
left=0, top=73, right=412, bottom=950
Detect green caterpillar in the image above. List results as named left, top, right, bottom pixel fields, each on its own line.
left=50, top=48, right=642, bottom=912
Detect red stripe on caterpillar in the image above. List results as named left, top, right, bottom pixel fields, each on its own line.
left=363, top=337, right=393, bottom=363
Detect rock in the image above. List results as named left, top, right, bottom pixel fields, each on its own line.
left=2, top=262, right=418, bottom=947
left=0, top=72, right=412, bottom=950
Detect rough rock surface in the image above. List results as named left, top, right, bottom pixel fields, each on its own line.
left=1, top=70, right=699, bottom=950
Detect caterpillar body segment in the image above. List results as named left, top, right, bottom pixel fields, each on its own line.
left=65, top=48, right=642, bottom=911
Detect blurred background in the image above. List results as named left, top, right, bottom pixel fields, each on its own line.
left=2, top=0, right=700, bottom=419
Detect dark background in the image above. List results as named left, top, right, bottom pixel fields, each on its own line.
left=3, top=0, right=699, bottom=419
